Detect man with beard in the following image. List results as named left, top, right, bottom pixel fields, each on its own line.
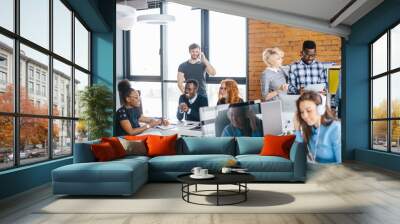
left=288, top=40, right=328, bottom=95
left=177, top=43, right=216, bottom=97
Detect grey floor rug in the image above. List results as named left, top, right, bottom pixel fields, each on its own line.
left=38, top=183, right=362, bottom=214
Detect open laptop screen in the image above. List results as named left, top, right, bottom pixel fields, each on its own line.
left=200, top=102, right=263, bottom=137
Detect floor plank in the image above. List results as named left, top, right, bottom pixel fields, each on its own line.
left=1, top=162, right=400, bottom=224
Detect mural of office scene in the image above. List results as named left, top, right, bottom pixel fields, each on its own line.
left=197, top=42, right=342, bottom=164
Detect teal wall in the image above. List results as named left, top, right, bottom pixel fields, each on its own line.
left=0, top=158, right=72, bottom=199
left=0, top=0, right=116, bottom=200
left=92, top=32, right=114, bottom=86
left=91, top=0, right=116, bottom=136
left=344, top=0, right=400, bottom=170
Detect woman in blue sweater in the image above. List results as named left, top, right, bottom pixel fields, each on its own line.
left=293, top=91, right=341, bottom=163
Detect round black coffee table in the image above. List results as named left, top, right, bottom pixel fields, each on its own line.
left=177, top=173, right=255, bottom=206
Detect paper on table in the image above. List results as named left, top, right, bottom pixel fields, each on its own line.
left=156, top=125, right=176, bottom=130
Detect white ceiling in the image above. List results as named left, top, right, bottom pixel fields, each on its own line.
left=170, top=0, right=384, bottom=38
left=223, top=0, right=352, bottom=22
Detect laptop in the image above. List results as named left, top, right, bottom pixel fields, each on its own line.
left=278, top=94, right=299, bottom=113
left=260, top=101, right=283, bottom=135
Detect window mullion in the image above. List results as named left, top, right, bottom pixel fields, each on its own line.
left=48, top=0, right=54, bottom=160
left=387, top=29, right=391, bottom=152
left=14, top=0, right=21, bottom=167
left=161, top=3, right=166, bottom=118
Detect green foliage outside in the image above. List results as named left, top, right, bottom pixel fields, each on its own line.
left=372, top=99, right=400, bottom=143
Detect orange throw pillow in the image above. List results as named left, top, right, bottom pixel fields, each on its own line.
left=259, top=135, right=296, bottom=159
left=124, top=135, right=152, bottom=141
left=101, top=137, right=126, bottom=158
left=91, top=142, right=117, bottom=161
left=146, top=134, right=178, bottom=157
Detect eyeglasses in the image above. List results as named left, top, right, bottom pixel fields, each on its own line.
left=302, top=51, right=316, bottom=58
left=219, top=87, right=226, bottom=90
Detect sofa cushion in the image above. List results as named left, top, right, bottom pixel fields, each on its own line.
left=91, top=142, right=118, bottom=161
left=180, top=137, right=235, bottom=155
left=236, top=155, right=293, bottom=172
left=236, top=137, right=263, bottom=155
left=119, top=138, right=147, bottom=156
left=101, top=137, right=126, bottom=158
left=148, top=154, right=235, bottom=172
left=260, top=135, right=295, bottom=159
left=116, top=155, right=150, bottom=163
left=124, top=135, right=151, bottom=141
left=53, top=159, right=147, bottom=183
left=147, top=134, right=177, bottom=157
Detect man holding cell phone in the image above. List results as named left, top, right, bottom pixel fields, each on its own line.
left=177, top=43, right=216, bottom=98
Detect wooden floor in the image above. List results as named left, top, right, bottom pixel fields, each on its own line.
left=1, top=162, right=400, bottom=224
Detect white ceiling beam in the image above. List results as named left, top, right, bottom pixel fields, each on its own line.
left=330, top=0, right=368, bottom=28
left=170, top=0, right=351, bottom=38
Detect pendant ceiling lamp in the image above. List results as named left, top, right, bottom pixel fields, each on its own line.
left=137, top=13, right=175, bottom=25
left=116, top=2, right=136, bottom=30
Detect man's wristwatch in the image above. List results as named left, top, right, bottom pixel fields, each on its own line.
left=145, top=124, right=150, bottom=129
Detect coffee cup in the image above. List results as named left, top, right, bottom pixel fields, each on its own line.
left=199, top=169, right=208, bottom=176
left=221, top=167, right=232, bottom=174
left=191, top=167, right=202, bottom=176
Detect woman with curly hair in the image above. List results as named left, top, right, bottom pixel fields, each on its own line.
left=116, top=80, right=168, bottom=136
left=217, top=79, right=244, bottom=105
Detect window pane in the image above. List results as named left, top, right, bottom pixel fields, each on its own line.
left=53, top=119, right=72, bottom=158
left=53, top=59, right=72, bottom=117
left=372, top=121, right=388, bottom=151
left=165, top=82, right=181, bottom=120
left=391, top=24, right=400, bottom=70
left=75, top=18, right=89, bottom=70
left=372, top=33, right=387, bottom=76
left=207, top=83, right=246, bottom=106
left=131, top=82, right=162, bottom=117
left=20, top=44, right=49, bottom=115
left=0, top=0, right=13, bottom=31
left=74, top=69, right=89, bottom=118
left=20, top=117, right=49, bottom=165
left=209, top=11, right=246, bottom=77
left=166, top=3, right=200, bottom=80
left=0, top=116, right=13, bottom=170
left=20, top=0, right=49, bottom=49
left=392, top=120, right=400, bottom=153
left=53, top=0, right=72, bottom=60
left=0, top=35, right=14, bottom=112
left=372, top=77, right=387, bottom=119
left=130, top=8, right=160, bottom=76
left=75, top=120, right=88, bottom=143
left=391, top=72, right=400, bottom=118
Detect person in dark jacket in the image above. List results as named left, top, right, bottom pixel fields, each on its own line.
left=177, top=79, right=208, bottom=121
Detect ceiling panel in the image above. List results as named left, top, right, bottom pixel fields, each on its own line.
left=170, top=0, right=383, bottom=38
left=223, top=0, right=352, bottom=21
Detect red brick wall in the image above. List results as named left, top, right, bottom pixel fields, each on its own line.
left=248, top=20, right=342, bottom=100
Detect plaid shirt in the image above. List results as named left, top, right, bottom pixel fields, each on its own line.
left=288, top=60, right=327, bottom=94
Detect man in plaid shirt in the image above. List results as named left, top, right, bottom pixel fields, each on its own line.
left=288, top=40, right=327, bottom=94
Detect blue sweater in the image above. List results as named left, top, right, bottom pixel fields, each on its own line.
left=295, top=121, right=341, bottom=163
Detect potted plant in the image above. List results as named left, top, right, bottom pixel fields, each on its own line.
left=79, top=84, right=113, bottom=140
